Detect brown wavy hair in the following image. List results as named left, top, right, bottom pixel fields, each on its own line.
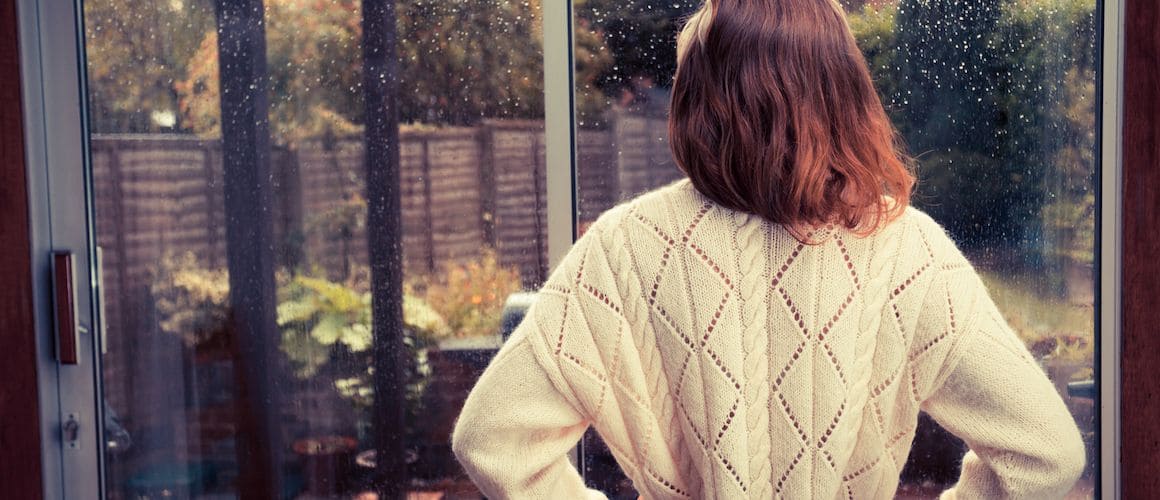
left=669, top=0, right=914, bottom=240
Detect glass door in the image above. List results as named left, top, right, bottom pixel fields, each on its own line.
left=35, top=0, right=559, bottom=496
left=21, top=0, right=1115, bottom=496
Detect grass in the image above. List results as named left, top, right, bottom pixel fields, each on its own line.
left=979, top=271, right=1095, bottom=368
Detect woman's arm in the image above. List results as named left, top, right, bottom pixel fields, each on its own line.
left=922, top=292, right=1086, bottom=499
left=905, top=213, right=1086, bottom=499
left=451, top=216, right=617, bottom=499
left=451, top=331, right=607, bottom=500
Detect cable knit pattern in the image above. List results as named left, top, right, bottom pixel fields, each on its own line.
left=452, top=179, right=1085, bottom=499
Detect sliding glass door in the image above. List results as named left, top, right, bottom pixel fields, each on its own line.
left=18, top=0, right=1116, bottom=497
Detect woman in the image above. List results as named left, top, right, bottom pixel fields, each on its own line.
left=452, top=0, right=1085, bottom=497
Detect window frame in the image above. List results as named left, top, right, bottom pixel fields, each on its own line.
left=19, top=0, right=105, bottom=495
left=1098, top=0, right=1123, bottom=496
left=14, top=0, right=1123, bottom=495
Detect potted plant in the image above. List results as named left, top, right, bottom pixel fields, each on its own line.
left=404, top=248, right=524, bottom=480
left=276, top=269, right=448, bottom=492
left=151, top=252, right=232, bottom=356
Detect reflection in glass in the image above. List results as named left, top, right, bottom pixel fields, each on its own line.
left=573, top=0, right=1097, bottom=497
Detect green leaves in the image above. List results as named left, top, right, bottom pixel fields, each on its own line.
left=342, top=324, right=372, bottom=352
left=276, top=299, right=317, bottom=325
left=293, top=276, right=367, bottom=315
left=279, top=275, right=371, bottom=359
left=151, top=252, right=231, bottom=348
left=309, top=314, right=346, bottom=345
left=402, top=294, right=450, bottom=339
left=280, top=323, right=332, bottom=378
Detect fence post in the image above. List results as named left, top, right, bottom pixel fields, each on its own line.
left=479, top=121, right=498, bottom=248
left=422, top=137, right=435, bottom=274
left=272, top=146, right=304, bottom=271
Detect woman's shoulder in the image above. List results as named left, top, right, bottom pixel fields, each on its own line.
left=585, top=178, right=705, bottom=233
left=887, top=205, right=972, bottom=268
left=897, top=204, right=941, bottom=231
left=588, top=184, right=969, bottom=265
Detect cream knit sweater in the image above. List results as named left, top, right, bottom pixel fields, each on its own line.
left=452, top=179, right=1085, bottom=499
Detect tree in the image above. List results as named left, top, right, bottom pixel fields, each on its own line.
left=396, top=0, right=545, bottom=124
left=571, top=0, right=698, bottom=126
left=894, top=0, right=1005, bottom=153
left=890, top=0, right=1009, bottom=241
left=574, top=0, right=699, bottom=94
left=1003, top=0, right=1097, bottom=264
left=84, top=0, right=215, bottom=132
left=847, top=3, right=901, bottom=117
left=178, top=0, right=366, bottom=145
left=176, top=0, right=613, bottom=144
left=889, top=0, right=1095, bottom=261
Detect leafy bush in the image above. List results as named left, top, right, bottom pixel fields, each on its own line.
left=276, top=270, right=449, bottom=421
left=151, top=252, right=230, bottom=348
left=149, top=255, right=449, bottom=423
left=411, top=248, right=523, bottom=340
left=847, top=0, right=1097, bottom=268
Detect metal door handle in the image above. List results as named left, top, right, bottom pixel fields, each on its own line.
left=52, top=251, right=79, bottom=365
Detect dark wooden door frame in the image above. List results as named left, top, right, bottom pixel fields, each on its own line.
left=0, top=0, right=46, bottom=497
left=1120, top=0, right=1159, bottom=495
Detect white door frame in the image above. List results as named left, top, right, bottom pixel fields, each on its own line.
left=18, top=0, right=105, bottom=495
left=1098, top=0, right=1124, bottom=496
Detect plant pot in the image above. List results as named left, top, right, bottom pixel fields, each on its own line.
left=412, top=340, right=501, bottom=480
left=293, top=435, right=358, bottom=495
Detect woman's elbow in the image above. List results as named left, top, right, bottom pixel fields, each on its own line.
left=450, top=416, right=475, bottom=468
left=1020, top=421, right=1086, bottom=497
left=451, top=413, right=496, bottom=477
left=1053, top=423, right=1087, bottom=491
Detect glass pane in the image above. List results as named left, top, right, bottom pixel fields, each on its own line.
left=83, top=0, right=547, bottom=496
left=572, top=0, right=1098, bottom=497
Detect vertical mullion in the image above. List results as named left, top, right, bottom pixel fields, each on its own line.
left=543, top=0, right=578, bottom=270
left=542, top=0, right=583, bottom=478
left=361, top=0, right=408, bottom=494
left=212, top=0, right=284, bottom=495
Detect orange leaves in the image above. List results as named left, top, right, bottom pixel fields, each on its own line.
left=415, top=247, right=523, bottom=339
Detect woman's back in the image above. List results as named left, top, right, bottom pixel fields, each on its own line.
left=453, top=0, right=1083, bottom=495
left=452, top=180, right=1084, bottom=499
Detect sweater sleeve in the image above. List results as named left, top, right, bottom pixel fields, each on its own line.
left=918, top=267, right=1086, bottom=498
left=451, top=223, right=613, bottom=499
left=451, top=331, right=607, bottom=500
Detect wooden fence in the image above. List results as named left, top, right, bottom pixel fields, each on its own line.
left=90, top=117, right=677, bottom=449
